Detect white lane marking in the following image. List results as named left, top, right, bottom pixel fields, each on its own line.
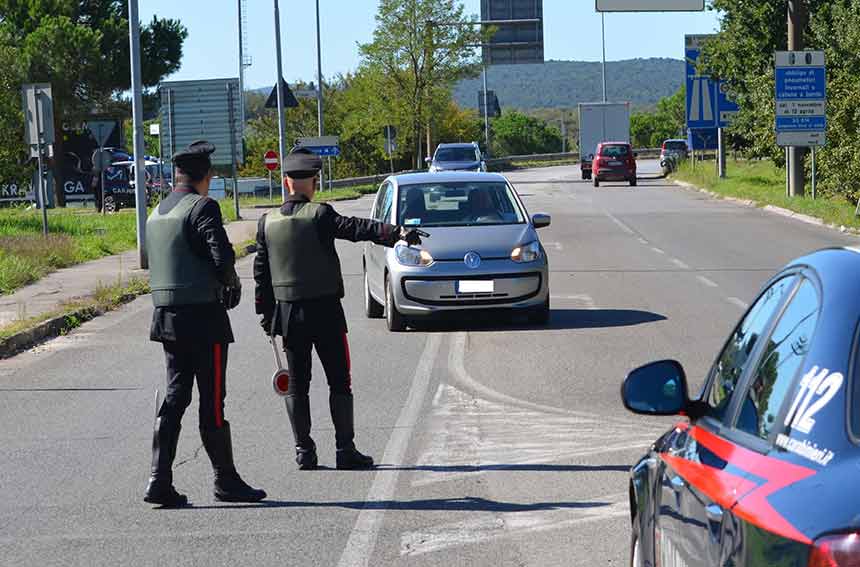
left=604, top=211, right=635, bottom=235
left=651, top=247, right=666, bottom=255
left=727, top=297, right=750, bottom=310
left=448, top=333, right=643, bottom=424
left=697, top=275, right=719, bottom=288
left=336, top=334, right=443, bottom=567
left=543, top=241, right=564, bottom=251
left=637, top=237, right=649, bottom=245
left=400, top=494, right=629, bottom=556
left=670, top=258, right=691, bottom=270
left=412, top=383, right=657, bottom=488
left=431, top=383, right=445, bottom=407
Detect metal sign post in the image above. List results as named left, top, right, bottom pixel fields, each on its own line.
left=227, top=83, right=241, bottom=220
left=273, top=0, right=288, bottom=202
left=811, top=146, right=817, bottom=200
left=33, top=90, right=49, bottom=235
left=383, top=125, right=397, bottom=173
left=129, top=0, right=149, bottom=269
left=22, top=83, right=54, bottom=234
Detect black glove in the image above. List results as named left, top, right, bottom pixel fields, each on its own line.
left=400, top=227, right=423, bottom=246
left=222, top=285, right=242, bottom=310
left=221, top=268, right=242, bottom=310
left=260, top=315, right=273, bottom=336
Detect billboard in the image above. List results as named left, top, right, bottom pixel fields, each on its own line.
left=159, top=78, right=243, bottom=167
left=596, top=0, right=705, bottom=11
left=481, top=0, right=544, bottom=65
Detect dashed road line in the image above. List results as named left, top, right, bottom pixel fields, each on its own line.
left=604, top=211, right=635, bottom=235
left=637, top=237, right=649, bottom=245
left=651, top=247, right=666, bottom=255
left=670, top=258, right=691, bottom=270
left=336, top=334, right=443, bottom=567
left=727, top=297, right=750, bottom=310
left=696, top=275, right=719, bottom=288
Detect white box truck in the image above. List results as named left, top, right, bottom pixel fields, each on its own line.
left=578, top=102, right=631, bottom=180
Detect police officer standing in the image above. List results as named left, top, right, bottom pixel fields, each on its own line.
left=254, top=148, right=421, bottom=470
left=144, top=141, right=266, bottom=506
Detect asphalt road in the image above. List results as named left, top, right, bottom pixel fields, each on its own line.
left=1, top=161, right=855, bottom=566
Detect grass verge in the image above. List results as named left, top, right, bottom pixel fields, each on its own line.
left=672, top=159, right=860, bottom=231
left=491, top=158, right=582, bottom=171
left=0, top=277, right=151, bottom=346
left=0, top=207, right=139, bottom=295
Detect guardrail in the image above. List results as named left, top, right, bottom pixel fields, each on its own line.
left=235, top=148, right=665, bottom=195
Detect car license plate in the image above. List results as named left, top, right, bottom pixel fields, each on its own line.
left=458, top=280, right=494, bottom=294
left=609, top=160, right=622, bottom=166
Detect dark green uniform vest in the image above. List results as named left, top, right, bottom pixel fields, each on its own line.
left=146, top=193, right=221, bottom=307
left=264, top=204, right=343, bottom=302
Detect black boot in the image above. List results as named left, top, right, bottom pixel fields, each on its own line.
left=200, top=421, right=267, bottom=503
left=330, top=393, right=374, bottom=470
left=285, top=395, right=318, bottom=470
left=144, top=416, right=188, bottom=507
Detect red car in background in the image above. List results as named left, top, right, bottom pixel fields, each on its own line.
left=592, top=142, right=637, bottom=188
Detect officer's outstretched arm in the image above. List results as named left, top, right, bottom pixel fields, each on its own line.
left=321, top=204, right=402, bottom=247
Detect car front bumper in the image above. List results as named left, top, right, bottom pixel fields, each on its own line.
left=389, top=257, right=549, bottom=316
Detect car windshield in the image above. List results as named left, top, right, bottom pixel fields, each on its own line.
left=600, top=145, right=630, bottom=158
left=397, top=182, right=525, bottom=227
left=435, top=148, right=478, bottom=162
left=665, top=141, right=687, bottom=151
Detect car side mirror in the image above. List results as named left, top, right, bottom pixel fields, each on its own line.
left=425, top=157, right=433, bottom=164
left=634, top=153, right=639, bottom=158
left=621, top=360, right=689, bottom=416
left=245, top=243, right=258, bottom=255
left=532, top=213, right=551, bottom=229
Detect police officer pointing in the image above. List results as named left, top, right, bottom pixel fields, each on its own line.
left=144, top=141, right=266, bottom=506
left=254, top=148, right=421, bottom=470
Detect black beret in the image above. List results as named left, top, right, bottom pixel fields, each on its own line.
left=284, top=147, right=322, bottom=179
left=174, top=140, right=215, bottom=169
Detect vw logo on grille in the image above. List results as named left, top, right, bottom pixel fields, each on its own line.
left=463, top=251, right=482, bottom=269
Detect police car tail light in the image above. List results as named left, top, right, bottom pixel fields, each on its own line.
left=395, top=244, right=434, bottom=267
left=511, top=241, right=541, bottom=263
left=808, top=533, right=860, bottom=567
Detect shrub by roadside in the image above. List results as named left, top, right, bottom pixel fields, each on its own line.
left=672, top=160, right=860, bottom=231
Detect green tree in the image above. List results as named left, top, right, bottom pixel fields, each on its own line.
left=0, top=34, right=29, bottom=184
left=630, top=86, right=686, bottom=147
left=491, top=111, right=562, bottom=156
left=358, top=0, right=483, bottom=168
left=0, top=1, right=187, bottom=204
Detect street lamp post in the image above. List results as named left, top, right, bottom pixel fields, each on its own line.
left=273, top=0, right=288, bottom=201
left=128, top=0, right=148, bottom=269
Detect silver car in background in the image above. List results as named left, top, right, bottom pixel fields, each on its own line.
left=363, top=172, right=551, bottom=331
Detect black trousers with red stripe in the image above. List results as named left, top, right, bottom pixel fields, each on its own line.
left=159, top=341, right=229, bottom=429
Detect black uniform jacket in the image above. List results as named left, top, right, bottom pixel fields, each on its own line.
left=149, top=186, right=236, bottom=344
left=253, top=194, right=399, bottom=336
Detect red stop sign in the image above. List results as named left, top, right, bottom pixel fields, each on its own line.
left=264, top=150, right=279, bottom=171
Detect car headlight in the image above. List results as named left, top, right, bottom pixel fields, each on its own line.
left=395, top=244, right=434, bottom=267
left=511, top=241, right=541, bottom=263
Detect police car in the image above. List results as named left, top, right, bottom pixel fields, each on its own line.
left=622, top=247, right=860, bottom=567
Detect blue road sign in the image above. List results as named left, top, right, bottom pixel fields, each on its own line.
left=307, top=146, right=340, bottom=157
left=687, top=128, right=718, bottom=151
left=686, top=35, right=739, bottom=130
left=775, top=51, right=826, bottom=147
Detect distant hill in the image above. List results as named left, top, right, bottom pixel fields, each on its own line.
left=453, top=58, right=684, bottom=111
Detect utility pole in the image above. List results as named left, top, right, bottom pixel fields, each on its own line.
left=273, top=0, right=288, bottom=201
left=601, top=13, right=608, bottom=102
left=315, top=0, right=329, bottom=190
left=788, top=0, right=806, bottom=197
left=128, top=0, right=148, bottom=269
left=237, top=0, right=246, bottom=134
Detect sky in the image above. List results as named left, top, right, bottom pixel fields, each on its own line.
left=140, top=1, right=720, bottom=90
